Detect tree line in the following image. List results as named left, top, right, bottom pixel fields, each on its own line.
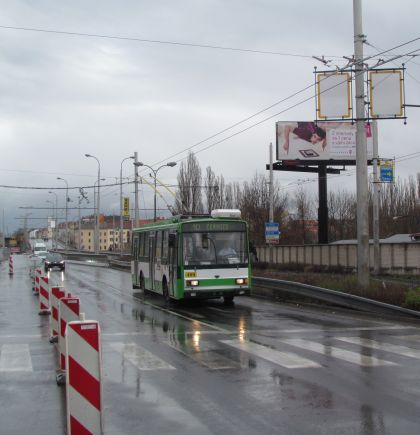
left=174, top=152, right=420, bottom=246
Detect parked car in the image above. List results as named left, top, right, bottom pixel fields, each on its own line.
left=44, top=253, right=65, bottom=272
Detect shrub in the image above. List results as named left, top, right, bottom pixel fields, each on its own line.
left=403, top=287, right=420, bottom=310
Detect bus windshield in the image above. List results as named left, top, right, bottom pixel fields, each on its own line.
left=183, top=231, right=248, bottom=266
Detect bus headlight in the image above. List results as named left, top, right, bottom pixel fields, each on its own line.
left=186, top=280, right=199, bottom=287
left=235, top=278, right=248, bottom=285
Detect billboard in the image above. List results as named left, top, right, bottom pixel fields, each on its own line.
left=317, top=72, right=351, bottom=119
left=369, top=70, right=403, bottom=118
left=276, top=121, right=373, bottom=161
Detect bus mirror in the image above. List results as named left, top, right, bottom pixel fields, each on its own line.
left=201, top=234, right=209, bottom=249
left=168, top=233, right=176, bottom=247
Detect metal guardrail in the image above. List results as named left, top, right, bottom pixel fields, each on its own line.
left=252, top=277, right=420, bottom=319
left=54, top=249, right=420, bottom=319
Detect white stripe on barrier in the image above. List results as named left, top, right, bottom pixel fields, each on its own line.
left=67, top=326, right=101, bottom=379
left=66, top=320, right=103, bottom=435
left=67, top=387, right=102, bottom=434
left=58, top=298, right=80, bottom=371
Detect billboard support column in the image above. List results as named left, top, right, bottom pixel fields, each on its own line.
left=353, top=0, right=369, bottom=289
left=318, top=164, right=328, bottom=244
left=372, top=120, right=380, bottom=275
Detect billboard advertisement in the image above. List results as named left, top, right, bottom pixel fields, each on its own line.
left=276, top=121, right=373, bottom=161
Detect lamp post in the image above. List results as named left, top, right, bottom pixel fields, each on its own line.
left=120, top=156, right=135, bottom=255
left=134, top=161, right=177, bottom=222
left=46, top=200, right=55, bottom=248
left=85, top=154, right=101, bottom=254
left=48, top=191, right=58, bottom=249
left=57, top=177, right=69, bottom=249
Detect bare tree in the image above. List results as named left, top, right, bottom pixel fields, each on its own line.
left=175, top=152, right=203, bottom=214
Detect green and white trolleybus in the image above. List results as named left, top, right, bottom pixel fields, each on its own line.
left=131, top=209, right=251, bottom=303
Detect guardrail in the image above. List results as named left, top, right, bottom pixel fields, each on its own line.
left=55, top=250, right=420, bottom=319
left=252, top=277, right=420, bottom=319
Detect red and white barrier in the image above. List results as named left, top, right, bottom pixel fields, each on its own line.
left=8, top=255, right=13, bottom=275
left=50, top=286, right=66, bottom=341
left=58, top=297, right=80, bottom=372
left=34, top=268, right=42, bottom=294
left=66, top=320, right=103, bottom=435
left=38, top=275, right=50, bottom=315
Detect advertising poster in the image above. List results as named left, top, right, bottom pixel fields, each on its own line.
left=276, top=121, right=373, bottom=161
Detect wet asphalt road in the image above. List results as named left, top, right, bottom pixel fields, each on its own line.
left=1, top=255, right=420, bottom=434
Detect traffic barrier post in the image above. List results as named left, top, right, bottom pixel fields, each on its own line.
left=38, top=275, right=50, bottom=315
left=49, top=286, right=66, bottom=342
left=66, top=320, right=103, bottom=435
left=8, top=255, right=13, bottom=275
left=34, top=268, right=42, bottom=294
left=57, top=296, right=80, bottom=384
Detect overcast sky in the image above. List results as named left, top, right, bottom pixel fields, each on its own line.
left=1, top=1, right=419, bottom=233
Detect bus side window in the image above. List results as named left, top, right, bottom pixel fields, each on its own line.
left=156, top=231, right=162, bottom=259
left=162, top=231, right=169, bottom=264
left=144, top=232, right=150, bottom=258
left=138, top=233, right=144, bottom=258
left=133, top=236, right=139, bottom=260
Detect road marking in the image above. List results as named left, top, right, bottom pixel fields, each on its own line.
left=280, top=338, right=397, bottom=367
left=397, top=335, right=420, bottom=342
left=109, top=342, right=175, bottom=370
left=336, top=336, right=420, bottom=359
left=166, top=340, right=240, bottom=370
left=0, top=344, right=33, bottom=372
left=255, top=325, right=417, bottom=334
left=220, top=339, right=321, bottom=369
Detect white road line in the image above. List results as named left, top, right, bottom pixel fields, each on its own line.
left=256, top=325, right=416, bottom=334
left=397, top=335, right=420, bottom=342
left=280, top=338, right=397, bottom=367
left=336, top=337, right=420, bottom=359
left=109, top=342, right=175, bottom=370
left=166, top=341, right=240, bottom=370
left=220, top=339, right=321, bottom=369
left=0, top=344, right=33, bottom=372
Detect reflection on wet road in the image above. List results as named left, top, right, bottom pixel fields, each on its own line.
left=2, top=256, right=420, bottom=434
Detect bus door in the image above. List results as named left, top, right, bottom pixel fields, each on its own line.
left=148, top=233, right=155, bottom=290
left=168, top=232, right=177, bottom=295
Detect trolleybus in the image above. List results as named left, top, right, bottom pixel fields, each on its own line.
left=131, top=209, right=251, bottom=303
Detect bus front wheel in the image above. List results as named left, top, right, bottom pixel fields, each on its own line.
left=163, top=280, right=170, bottom=305
left=223, top=295, right=234, bottom=305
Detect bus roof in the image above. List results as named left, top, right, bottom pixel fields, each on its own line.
left=132, top=213, right=247, bottom=232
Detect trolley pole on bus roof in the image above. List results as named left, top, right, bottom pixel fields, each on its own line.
left=354, top=0, right=370, bottom=289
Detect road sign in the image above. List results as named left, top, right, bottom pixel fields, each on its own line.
left=265, top=222, right=280, bottom=245
left=123, top=197, right=130, bottom=217
left=380, top=159, right=394, bottom=183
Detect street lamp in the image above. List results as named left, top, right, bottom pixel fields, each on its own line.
left=85, top=154, right=101, bottom=254
left=120, top=156, right=135, bottom=255
left=134, top=161, right=177, bottom=222
left=57, top=177, right=69, bottom=249
left=48, top=191, right=58, bottom=249
left=46, top=200, right=54, bottom=248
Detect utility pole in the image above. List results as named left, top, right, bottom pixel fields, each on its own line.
left=372, top=120, right=380, bottom=274
left=134, top=151, right=139, bottom=228
left=353, top=0, right=370, bottom=289
left=269, top=142, right=274, bottom=264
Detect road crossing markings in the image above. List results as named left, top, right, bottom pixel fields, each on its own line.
left=0, top=344, right=33, bottom=372
left=397, top=335, right=420, bottom=342
left=166, top=340, right=240, bottom=370
left=109, top=342, right=175, bottom=371
left=279, top=338, right=397, bottom=367
left=336, top=336, right=420, bottom=359
left=220, top=339, right=322, bottom=369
